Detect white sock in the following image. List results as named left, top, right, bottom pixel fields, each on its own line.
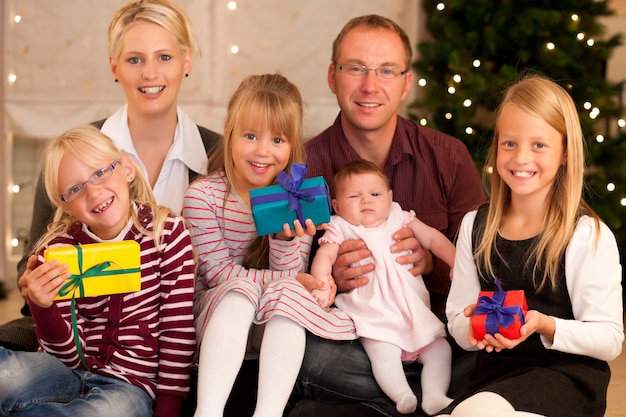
left=361, top=338, right=417, bottom=414
left=252, top=316, right=305, bottom=417
left=194, top=292, right=255, bottom=417
left=419, top=337, right=453, bottom=415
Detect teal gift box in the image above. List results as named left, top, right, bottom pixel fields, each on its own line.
left=250, top=163, right=331, bottom=236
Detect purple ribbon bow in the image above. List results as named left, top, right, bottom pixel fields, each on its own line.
left=276, top=163, right=316, bottom=225
left=474, top=278, right=525, bottom=335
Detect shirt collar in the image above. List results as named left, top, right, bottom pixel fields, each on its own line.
left=329, top=113, right=415, bottom=169
left=100, top=105, right=207, bottom=176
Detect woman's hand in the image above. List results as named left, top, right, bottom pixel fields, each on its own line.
left=19, top=257, right=71, bottom=308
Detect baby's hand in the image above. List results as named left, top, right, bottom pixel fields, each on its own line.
left=311, top=287, right=332, bottom=309
left=274, top=219, right=317, bottom=240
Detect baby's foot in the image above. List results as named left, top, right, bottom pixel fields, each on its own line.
left=396, top=391, right=417, bottom=414
left=421, top=394, right=453, bottom=415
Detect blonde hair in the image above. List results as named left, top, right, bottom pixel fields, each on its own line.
left=331, top=14, right=412, bottom=71
left=36, top=125, right=172, bottom=251
left=108, top=0, right=199, bottom=61
left=205, top=73, right=305, bottom=269
left=476, top=74, right=599, bottom=291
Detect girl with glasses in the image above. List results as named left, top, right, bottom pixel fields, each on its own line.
left=0, top=125, right=196, bottom=417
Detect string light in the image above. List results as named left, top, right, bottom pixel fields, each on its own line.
left=229, top=45, right=239, bottom=54
left=587, top=39, right=595, bottom=47
left=14, top=15, right=22, bottom=23
left=11, top=184, right=20, bottom=193
left=227, top=1, right=237, bottom=10
left=618, top=119, right=625, bottom=128
left=418, top=78, right=427, bottom=87
left=472, top=60, right=481, bottom=68
left=621, top=198, right=626, bottom=207
left=453, top=74, right=461, bottom=83
left=8, top=73, right=17, bottom=83
left=436, top=3, right=445, bottom=11
left=463, top=99, right=472, bottom=107
left=11, top=238, right=19, bottom=248
left=546, top=42, right=555, bottom=50
left=577, top=32, right=585, bottom=41
left=445, top=113, right=452, bottom=119
left=596, top=134, right=604, bottom=143
left=419, top=118, right=428, bottom=126
left=571, top=14, right=579, bottom=22
left=448, top=86, right=456, bottom=94
left=607, top=183, right=616, bottom=192
left=465, top=127, right=474, bottom=135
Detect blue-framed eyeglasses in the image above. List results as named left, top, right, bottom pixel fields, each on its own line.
left=335, top=63, right=407, bottom=80
left=59, top=160, right=120, bottom=203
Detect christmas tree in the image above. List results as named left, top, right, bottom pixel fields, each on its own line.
left=410, top=0, right=626, bottom=253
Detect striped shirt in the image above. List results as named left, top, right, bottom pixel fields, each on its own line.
left=305, top=114, right=486, bottom=315
left=30, top=205, right=196, bottom=415
left=183, top=174, right=356, bottom=344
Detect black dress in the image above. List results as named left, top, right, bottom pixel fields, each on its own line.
left=442, top=205, right=611, bottom=417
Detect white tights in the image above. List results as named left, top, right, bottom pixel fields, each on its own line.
left=436, top=392, right=546, bottom=417
left=361, top=336, right=453, bottom=415
left=194, top=292, right=305, bottom=417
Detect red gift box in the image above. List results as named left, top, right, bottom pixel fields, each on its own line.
left=471, top=278, right=528, bottom=340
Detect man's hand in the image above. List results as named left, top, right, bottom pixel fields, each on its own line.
left=390, top=227, right=434, bottom=277
left=331, top=239, right=374, bottom=293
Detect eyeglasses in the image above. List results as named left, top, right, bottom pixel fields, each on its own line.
left=59, top=160, right=120, bottom=203
left=335, top=63, right=407, bottom=80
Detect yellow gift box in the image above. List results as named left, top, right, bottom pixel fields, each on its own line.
left=45, top=241, right=141, bottom=300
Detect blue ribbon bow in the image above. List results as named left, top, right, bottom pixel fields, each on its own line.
left=276, top=163, right=317, bottom=225
left=474, top=278, right=525, bottom=335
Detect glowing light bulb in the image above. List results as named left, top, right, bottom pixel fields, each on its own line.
left=546, top=42, right=555, bottom=50
left=11, top=184, right=20, bottom=193
left=465, top=127, right=473, bottom=135
left=463, top=99, right=472, bottom=107
left=418, top=78, right=427, bottom=87
left=11, top=238, right=19, bottom=248
left=453, top=74, right=461, bottom=83
left=472, top=59, right=481, bottom=68
left=8, top=73, right=17, bottom=83
left=607, top=183, right=616, bottom=192
left=436, top=3, right=445, bottom=11
left=445, top=113, right=452, bottom=120
left=419, top=118, right=428, bottom=126
left=230, top=45, right=239, bottom=54
left=571, top=14, right=579, bottom=22
left=14, top=15, right=22, bottom=23
left=587, top=39, right=595, bottom=46
left=596, top=135, right=604, bottom=143
left=227, top=1, right=237, bottom=10
left=447, top=86, right=456, bottom=94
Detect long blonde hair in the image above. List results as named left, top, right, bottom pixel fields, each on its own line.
left=205, top=73, right=306, bottom=268
left=36, top=125, right=172, bottom=251
left=476, top=75, right=599, bottom=291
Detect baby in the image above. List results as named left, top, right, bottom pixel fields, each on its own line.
left=310, top=159, right=455, bottom=415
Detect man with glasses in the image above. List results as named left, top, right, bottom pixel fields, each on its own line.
left=289, top=15, right=485, bottom=417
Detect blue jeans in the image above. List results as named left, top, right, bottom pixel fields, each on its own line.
left=0, top=347, right=153, bottom=417
left=292, top=333, right=476, bottom=417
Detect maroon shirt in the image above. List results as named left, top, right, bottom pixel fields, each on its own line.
left=305, top=114, right=485, bottom=317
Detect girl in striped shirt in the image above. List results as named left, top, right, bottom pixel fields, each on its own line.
left=0, top=125, right=196, bottom=417
left=183, top=73, right=356, bottom=417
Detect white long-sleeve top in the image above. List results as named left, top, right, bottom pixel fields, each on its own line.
left=447, top=210, right=624, bottom=362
